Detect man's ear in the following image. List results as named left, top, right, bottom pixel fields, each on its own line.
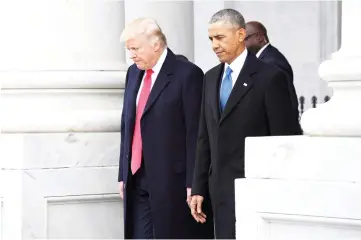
left=238, top=28, right=247, bottom=42
left=153, top=39, right=161, bottom=52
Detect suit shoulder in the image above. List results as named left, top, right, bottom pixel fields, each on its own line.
left=263, top=46, right=293, bottom=75
left=254, top=56, right=276, bottom=71
left=124, top=64, right=138, bottom=80
left=177, top=58, right=203, bottom=72
left=256, top=57, right=286, bottom=80
left=270, top=45, right=286, bottom=57
left=127, top=63, right=138, bottom=73
left=266, top=46, right=292, bottom=65
left=205, top=63, right=222, bottom=78
left=175, top=58, right=204, bottom=76
left=124, top=64, right=140, bottom=88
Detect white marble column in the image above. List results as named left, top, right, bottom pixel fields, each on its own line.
left=124, top=0, right=194, bottom=63
left=235, top=1, right=361, bottom=239
left=301, top=0, right=361, bottom=136
left=0, top=1, right=125, bottom=239
left=193, top=1, right=225, bottom=71
left=0, top=0, right=127, bottom=132
left=0, top=0, right=126, bottom=71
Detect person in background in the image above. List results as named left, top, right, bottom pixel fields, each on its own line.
left=245, top=21, right=299, bottom=111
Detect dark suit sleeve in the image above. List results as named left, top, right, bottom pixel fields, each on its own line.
left=265, top=70, right=302, bottom=135
left=118, top=69, right=130, bottom=182
left=182, top=66, right=204, bottom=188
left=191, top=76, right=211, bottom=197
left=263, top=57, right=291, bottom=78
left=262, top=53, right=299, bottom=110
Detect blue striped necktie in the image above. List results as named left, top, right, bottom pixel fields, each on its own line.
left=220, top=66, right=233, bottom=111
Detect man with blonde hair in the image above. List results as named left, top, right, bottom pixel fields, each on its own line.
left=118, top=18, right=214, bottom=239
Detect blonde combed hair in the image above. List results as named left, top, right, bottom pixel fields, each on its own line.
left=120, top=17, right=167, bottom=47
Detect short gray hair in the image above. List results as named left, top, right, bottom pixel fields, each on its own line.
left=209, top=9, right=246, bottom=29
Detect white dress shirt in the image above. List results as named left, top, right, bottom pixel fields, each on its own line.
left=136, top=48, right=168, bottom=105
left=256, top=43, right=270, bottom=58
left=222, top=48, right=248, bottom=88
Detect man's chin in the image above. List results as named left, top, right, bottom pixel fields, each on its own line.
left=135, top=63, right=145, bottom=70
left=216, top=56, right=226, bottom=63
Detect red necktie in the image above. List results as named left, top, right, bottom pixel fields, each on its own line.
left=131, top=69, right=154, bottom=174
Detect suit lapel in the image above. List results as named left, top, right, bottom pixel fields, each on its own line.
left=142, top=49, right=174, bottom=116
left=128, top=68, right=144, bottom=127
left=258, top=44, right=271, bottom=59
left=220, top=53, right=257, bottom=123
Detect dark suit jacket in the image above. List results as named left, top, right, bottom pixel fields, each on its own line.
left=259, top=44, right=299, bottom=110
left=119, top=48, right=214, bottom=239
left=192, top=52, right=302, bottom=239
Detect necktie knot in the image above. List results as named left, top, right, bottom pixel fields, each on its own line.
left=225, top=66, right=232, bottom=77
left=146, top=69, right=154, bottom=77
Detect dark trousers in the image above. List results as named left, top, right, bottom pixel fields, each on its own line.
left=209, top=175, right=235, bottom=239
left=130, top=164, right=154, bottom=239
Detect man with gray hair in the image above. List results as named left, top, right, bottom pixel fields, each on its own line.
left=118, top=18, right=214, bottom=239
left=190, top=9, right=302, bottom=238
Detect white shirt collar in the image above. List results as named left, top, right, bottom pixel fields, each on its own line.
left=223, top=48, right=248, bottom=87
left=151, top=48, right=167, bottom=74
left=256, top=43, right=270, bottom=58
left=225, top=48, right=248, bottom=75
left=136, top=48, right=168, bottom=104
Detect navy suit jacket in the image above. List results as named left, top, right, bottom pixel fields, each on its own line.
left=118, top=48, right=214, bottom=238
left=259, top=44, right=299, bottom=110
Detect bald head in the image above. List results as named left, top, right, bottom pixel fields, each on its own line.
left=246, top=21, right=269, bottom=42
left=245, top=21, right=269, bottom=54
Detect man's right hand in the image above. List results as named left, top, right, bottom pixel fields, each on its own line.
left=119, top=181, right=124, bottom=200
left=190, top=195, right=207, bottom=223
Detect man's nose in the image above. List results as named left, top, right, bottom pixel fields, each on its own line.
left=129, top=51, right=136, bottom=59
left=212, top=41, right=219, bottom=51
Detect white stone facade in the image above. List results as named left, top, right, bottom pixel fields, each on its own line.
left=235, top=0, right=361, bottom=239
left=0, top=0, right=344, bottom=239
